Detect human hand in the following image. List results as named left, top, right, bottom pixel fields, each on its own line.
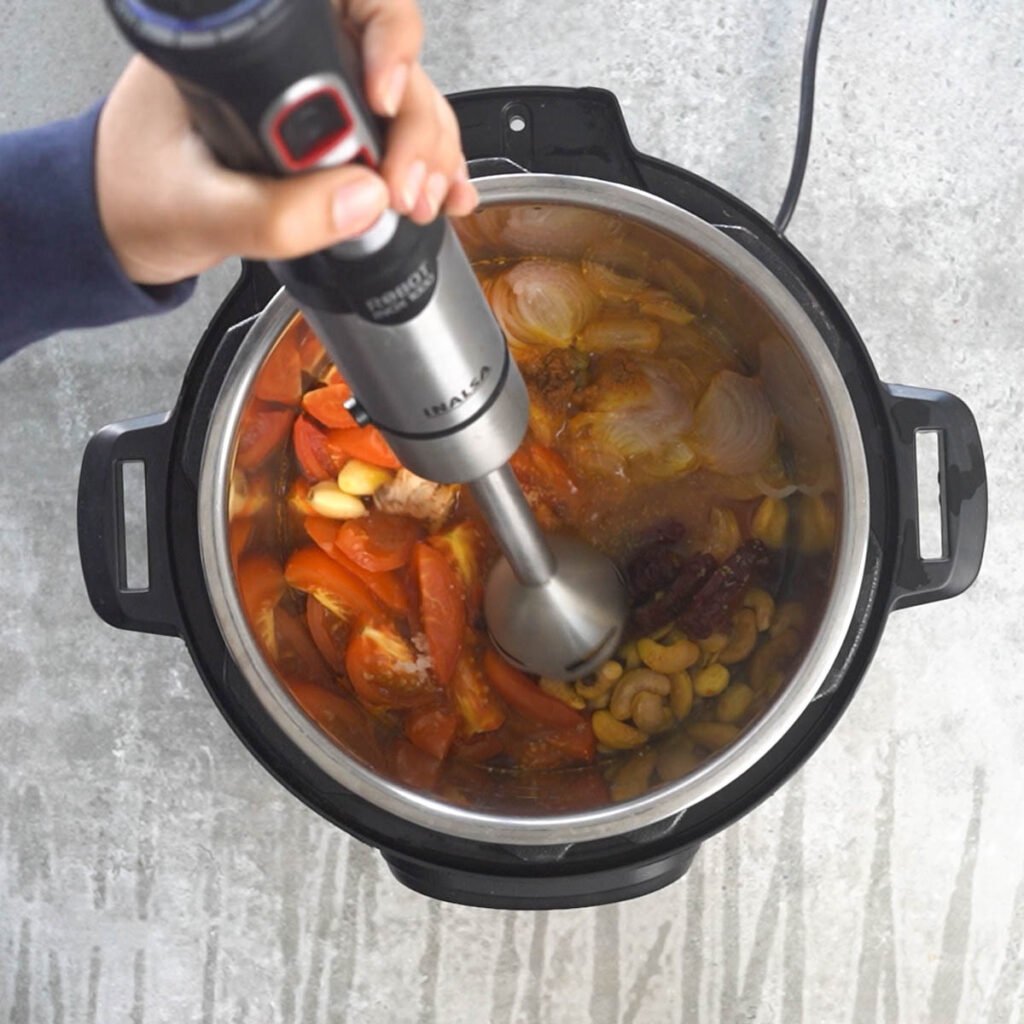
left=95, top=0, right=478, bottom=286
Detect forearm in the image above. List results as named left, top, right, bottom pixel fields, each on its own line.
left=0, top=103, right=194, bottom=359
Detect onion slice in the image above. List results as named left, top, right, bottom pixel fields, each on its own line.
left=692, top=371, right=777, bottom=475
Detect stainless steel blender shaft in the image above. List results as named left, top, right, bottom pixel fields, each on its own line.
left=470, top=467, right=555, bottom=587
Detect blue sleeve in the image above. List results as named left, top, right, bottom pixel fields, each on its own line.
left=0, top=102, right=196, bottom=360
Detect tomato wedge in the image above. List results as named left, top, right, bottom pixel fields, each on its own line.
left=510, top=440, right=579, bottom=512
left=289, top=681, right=380, bottom=765
left=292, top=414, right=338, bottom=481
left=303, top=517, right=409, bottom=613
left=451, top=650, right=505, bottom=736
left=404, top=707, right=459, bottom=760
left=306, top=598, right=349, bottom=673
left=336, top=513, right=421, bottom=573
left=326, top=426, right=401, bottom=469
left=346, top=619, right=439, bottom=709
left=391, top=738, right=443, bottom=790
left=515, top=723, right=596, bottom=770
left=482, top=649, right=585, bottom=728
left=450, top=731, right=505, bottom=764
left=236, top=554, right=284, bottom=657
left=413, top=542, right=466, bottom=685
left=236, top=404, right=294, bottom=470
left=429, top=520, right=488, bottom=616
left=253, top=335, right=302, bottom=406
left=302, top=382, right=358, bottom=429
left=228, top=517, right=253, bottom=567
left=284, top=547, right=382, bottom=622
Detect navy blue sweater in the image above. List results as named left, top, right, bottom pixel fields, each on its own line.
left=0, top=104, right=195, bottom=360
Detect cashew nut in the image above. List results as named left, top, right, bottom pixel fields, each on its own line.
left=618, top=642, right=642, bottom=670
left=719, top=609, right=758, bottom=665
left=698, top=632, right=729, bottom=664
left=539, top=677, right=586, bottom=710
left=574, top=660, right=622, bottom=700
left=707, top=506, right=742, bottom=562
left=797, top=493, right=836, bottom=553
left=631, top=691, right=674, bottom=733
left=750, top=628, right=802, bottom=693
left=592, top=710, right=648, bottom=750
left=638, top=636, right=700, bottom=674
left=610, top=669, right=671, bottom=720
left=610, top=750, right=657, bottom=802
left=716, top=682, right=755, bottom=723
left=770, top=601, right=806, bottom=638
left=686, top=721, right=740, bottom=751
left=743, top=588, right=775, bottom=632
left=752, top=496, right=789, bottom=549
left=656, top=735, right=700, bottom=782
left=693, top=663, right=730, bottom=697
left=669, top=670, right=694, bottom=720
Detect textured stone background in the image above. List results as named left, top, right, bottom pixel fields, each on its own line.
left=1, top=1, right=1022, bottom=1022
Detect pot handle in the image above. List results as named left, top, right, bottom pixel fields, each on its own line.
left=77, top=412, right=181, bottom=637
left=883, top=384, right=987, bottom=610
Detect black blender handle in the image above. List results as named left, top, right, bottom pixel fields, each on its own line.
left=104, top=0, right=445, bottom=323
left=77, top=412, right=181, bottom=637
left=884, top=384, right=987, bottom=610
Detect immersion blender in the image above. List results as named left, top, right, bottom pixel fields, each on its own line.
left=104, top=0, right=627, bottom=679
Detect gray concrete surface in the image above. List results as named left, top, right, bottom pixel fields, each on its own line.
left=1, top=1, right=1022, bottom=1021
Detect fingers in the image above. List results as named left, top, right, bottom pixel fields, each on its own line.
left=200, top=162, right=391, bottom=262
left=346, top=0, right=424, bottom=116
left=379, top=63, right=478, bottom=224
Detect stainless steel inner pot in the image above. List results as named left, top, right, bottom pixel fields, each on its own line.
left=197, top=174, right=870, bottom=845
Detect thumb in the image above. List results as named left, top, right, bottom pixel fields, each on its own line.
left=204, top=164, right=391, bottom=262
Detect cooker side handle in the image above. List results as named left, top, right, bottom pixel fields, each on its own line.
left=883, top=384, right=987, bottom=610
left=77, top=412, right=181, bottom=637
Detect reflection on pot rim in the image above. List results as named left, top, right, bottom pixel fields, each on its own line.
left=197, top=174, right=870, bottom=846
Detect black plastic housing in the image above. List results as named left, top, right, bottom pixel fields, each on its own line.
left=76, top=87, right=986, bottom=909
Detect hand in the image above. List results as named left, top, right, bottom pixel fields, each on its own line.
left=95, top=0, right=478, bottom=286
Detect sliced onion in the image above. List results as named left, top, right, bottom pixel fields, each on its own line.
left=637, top=290, right=697, bottom=326
left=500, top=205, right=617, bottom=258
left=651, top=257, right=707, bottom=312
left=691, top=371, right=777, bottom=475
left=451, top=206, right=507, bottom=258
left=580, top=317, right=661, bottom=354
left=489, top=259, right=596, bottom=348
left=566, top=356, right=696, bottom=475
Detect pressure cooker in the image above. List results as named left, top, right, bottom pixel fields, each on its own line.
left=77, top=87, right=987, bottom=909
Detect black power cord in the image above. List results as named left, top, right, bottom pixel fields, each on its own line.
left=774, top=0, right=829, bottom=234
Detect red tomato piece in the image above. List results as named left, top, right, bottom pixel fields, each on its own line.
left=404, top=707, right=459, bottom=761
left=322, top=365, right=346, bottom=386
left=292, top=414, right=339, bottom=481
left=286, top=478, right=317, bottom=517
left=325, top=426, right=401, bottom=469
left=236, top=404, right=294, bottom=470
left=450, top=731, right=506, bottom=764
left=515, top=723, right=596, bottom=770
left=345, top=619, right=440, bottom=709
left=336, top=513, right=421, bottom=573
left=253, top=334, right=302, bottom=406
left=289, top=680, right=380, bottom=765
left=302, top=383, right=358, bottom=429
left=413, top=542, right=466, bottom=686
left=428, top=520, right=489, bottom=617
left=228, top=517, right=253, bottom=567
left=391, top=737, right=443, bottom=790
left=236, top=554, right=285, bottom=658
left=451, top=650, right=505, bottom=736
left=284, top=547, right=382, bottom=622
left=482, top=649, right=585, bottom=729
left=306, top=598, right=349, bottom=673
left=303, top=517, right=410, bottom=614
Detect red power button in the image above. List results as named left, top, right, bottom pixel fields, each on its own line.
left=270, top=88, right=352, bottom=170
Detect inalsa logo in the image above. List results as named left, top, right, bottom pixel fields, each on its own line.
left=423, top=366, right=492, bottom=418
